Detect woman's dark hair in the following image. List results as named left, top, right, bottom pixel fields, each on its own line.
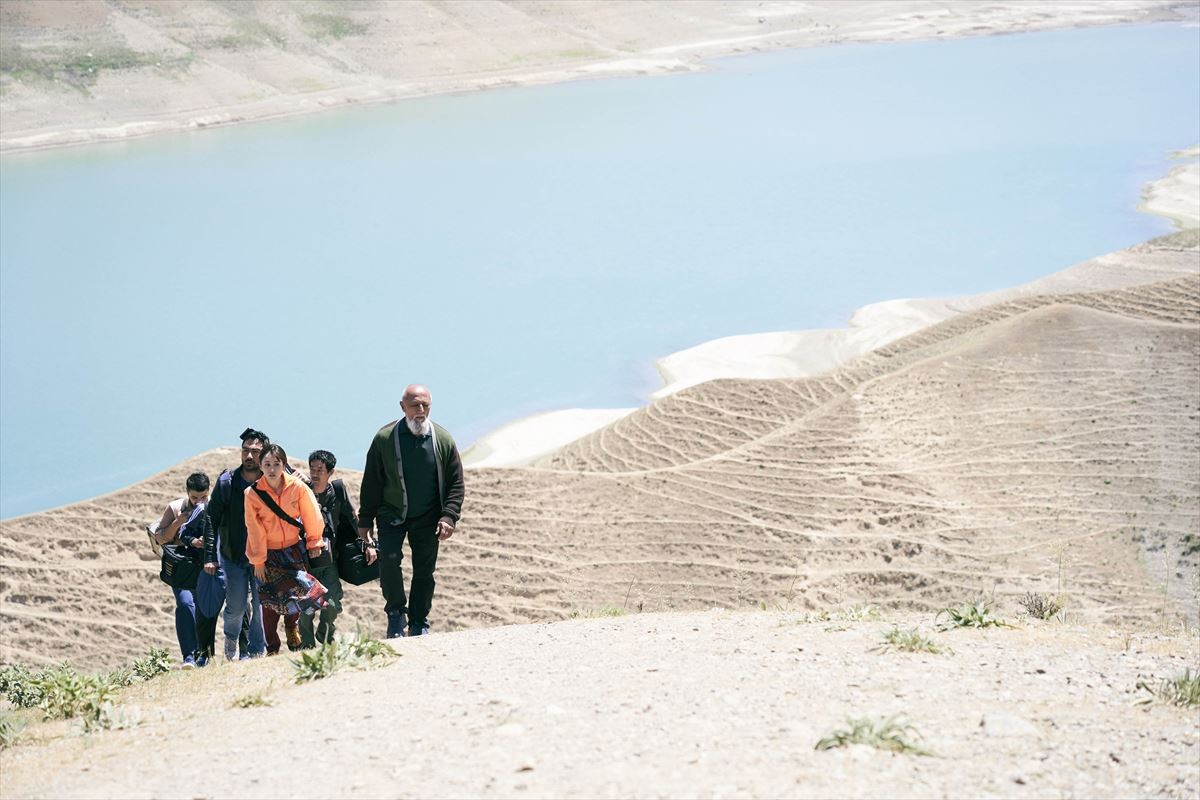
left=185, top=472, right=210, bottom=492
left=308, top=450, right=336, bottom=471
left=260, top=443, right=288, bottom=465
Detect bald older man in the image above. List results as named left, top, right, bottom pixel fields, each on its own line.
left=358, top=384, right=465, bottom=638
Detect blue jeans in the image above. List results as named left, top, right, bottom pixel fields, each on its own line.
left=171, top=587, right=198, bottom=660
left=221, top=557, right=265, bottom=656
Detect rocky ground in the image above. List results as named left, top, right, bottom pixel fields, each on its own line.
left=0, top=610, right=1196, bottom=799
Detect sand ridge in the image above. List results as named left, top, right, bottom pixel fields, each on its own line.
left=2, top=231, right=1197, bottom=670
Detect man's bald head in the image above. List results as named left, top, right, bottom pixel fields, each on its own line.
left=401, top=384, right=433, bottom=434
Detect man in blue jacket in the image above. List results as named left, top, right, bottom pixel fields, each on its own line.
left=204, top=427, right=270, bottom=660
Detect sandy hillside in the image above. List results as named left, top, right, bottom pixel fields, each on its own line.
left=0, top=610, right=1196, bottom=799
left=1, top=0, right=1195, bottom=152
left=1, top=230, right=1197, bottom=671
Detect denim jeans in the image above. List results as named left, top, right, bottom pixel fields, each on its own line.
left=299, top=560, right=343, bottom=647
left=221, top=557, right=265, bottom=656
left=171, top=586, right=198, bottom=660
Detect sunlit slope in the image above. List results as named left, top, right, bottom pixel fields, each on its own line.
left=1, top=265, right=1197, bottom=668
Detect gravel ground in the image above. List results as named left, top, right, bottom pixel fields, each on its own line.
left=1, top=610, right=1197, bottom=799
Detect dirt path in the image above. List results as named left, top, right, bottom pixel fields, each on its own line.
left=1, top=610, right=1196, bottom=799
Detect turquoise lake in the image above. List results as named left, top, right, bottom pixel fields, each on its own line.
left=1, top=23, right=1198, bottom=518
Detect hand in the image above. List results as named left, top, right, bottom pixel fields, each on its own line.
left=188, top=538, right=203, bottom=548
left=364, top=542, right=377, bottom=565
left=204, top=562, right=217, bottom=575
left=308, top=547, right=323, bottom=559
left=436, top=519, right=454, bottom=541
left=253, top=564, right=265, bottom=581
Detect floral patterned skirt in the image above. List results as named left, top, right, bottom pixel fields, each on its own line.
left=257, top=542, right=327, bottom=616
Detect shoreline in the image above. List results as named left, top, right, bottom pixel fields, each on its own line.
left=1, top=2, right=1194, bottom=154
left=464, top=145, right=1200, bottom=468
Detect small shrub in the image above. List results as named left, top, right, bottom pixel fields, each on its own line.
left=91, top=703, right=141, bottom=732
left=232, top=692, right=273, bottom=709
left=303, top=13, right=368, bottom=40
left=0, top=664, right=44, bottom=708
left=292, top=628, right=396, bottom=684
left=877, top=627, right=948, bottom=654
left=0, top=709, right=26, bottom=748
left=35, top=669, right=117, bottom=728
left=569, top=606, right=626, bottom=619
left=815, top=715, right=932, bottom=756
left=1182, top=534, right=1200, bottom=557
left=131, top=648, right=172, bottom=681
left=936, top=599, right=1011, bottom=630
left=103, top=667, right=136, bottom=688
left=1019, top=592, right=1065, bottom=621
left=844, top=603, right=882, bottom=622
left=1137, top=669, right=1200, bottom=708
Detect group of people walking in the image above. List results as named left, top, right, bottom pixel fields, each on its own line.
left=151, top=385, right=466, bottom=666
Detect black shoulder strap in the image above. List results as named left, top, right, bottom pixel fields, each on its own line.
left=253, top=488, right=302, bottom=529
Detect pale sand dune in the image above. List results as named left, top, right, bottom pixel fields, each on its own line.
left=1141, top=146, right=1200, bottom=229
left=2, top=234, right=1197, bottom=670
left=1, top=1, right=1194, bottom=152
left=472, top=153, right=1199, bottom=464
left=462, top=407, right=635, bottom=467
left=1, top=611, right=1197, bottom=799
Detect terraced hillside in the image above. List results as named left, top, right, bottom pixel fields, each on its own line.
left=1, top=239, right=1197, bottom=669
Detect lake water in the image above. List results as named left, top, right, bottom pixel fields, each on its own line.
left=1, top=23, right=1197, bottom=519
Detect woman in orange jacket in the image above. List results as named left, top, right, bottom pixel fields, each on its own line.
left=244, top=444, right=329, bottom=619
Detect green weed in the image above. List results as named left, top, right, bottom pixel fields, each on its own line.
left=569, top=606, right=626, bottom=619
left=0, top=45, right=191, bottom=90
left=815, top=715, right=932, bottom=756
left=0, top=709, right=26, bottom=748
left=232, top=692, right=273, bottom=709
left=131, top=648, right=172, bottom=681
left=1137, top=668, right=1200, bottom=708
left=302, top=13, right=369, bottom=40
left=936, top=599, right=1012, bottom=630
left=877, top=627, right=948, bottom=654
left=292, top=628, right=396, bottom=684
left=1019, top=592, right=1066, bottom=621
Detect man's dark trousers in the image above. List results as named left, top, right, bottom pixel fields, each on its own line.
left=378, top=506, right=441, bottom=630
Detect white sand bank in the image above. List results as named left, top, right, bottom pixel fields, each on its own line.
left=1140, top=146, right=1200, bottom=229
left=469, top=148, right=1199, bottom=466
left=461, top=407, right=635, bottom=467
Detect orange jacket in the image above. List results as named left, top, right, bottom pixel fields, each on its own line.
left=243, top=472, right=325, bottom=567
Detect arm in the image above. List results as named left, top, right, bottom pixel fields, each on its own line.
left=203, top=474, right=226, bottom=574
left=334, top=480, right=359, bottom=534
left=178, top=505, right=207, bottom=548
left=152, top=500, right=186, bottom=546
left=298, top=484, right=325, bottom=553
left=439, top=440, right=465, bottom=528
left=244, top=489, right=268, bottom=570
left=357, top=435, right=385, bottom=536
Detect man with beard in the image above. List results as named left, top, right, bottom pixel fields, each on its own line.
left=204, top=427, right=270, bottom=660
left=358, top=384, right=465, bottom=638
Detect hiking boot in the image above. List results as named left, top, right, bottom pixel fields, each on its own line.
left=386, top=612, right=407, bottom=639
left=286, top=626, right=302, bottom=652
left=224, top=638, right=238, bottom=662
left=407, top=623, right=430, bottom=637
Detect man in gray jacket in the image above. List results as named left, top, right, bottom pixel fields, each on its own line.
left=358, top=384, right=465, bottom=638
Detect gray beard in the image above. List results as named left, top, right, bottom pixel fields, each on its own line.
left=406, top=417, right=432, bottom=437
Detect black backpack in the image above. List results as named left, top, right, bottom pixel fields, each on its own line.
left=327, top=480, right=379, bottom=586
